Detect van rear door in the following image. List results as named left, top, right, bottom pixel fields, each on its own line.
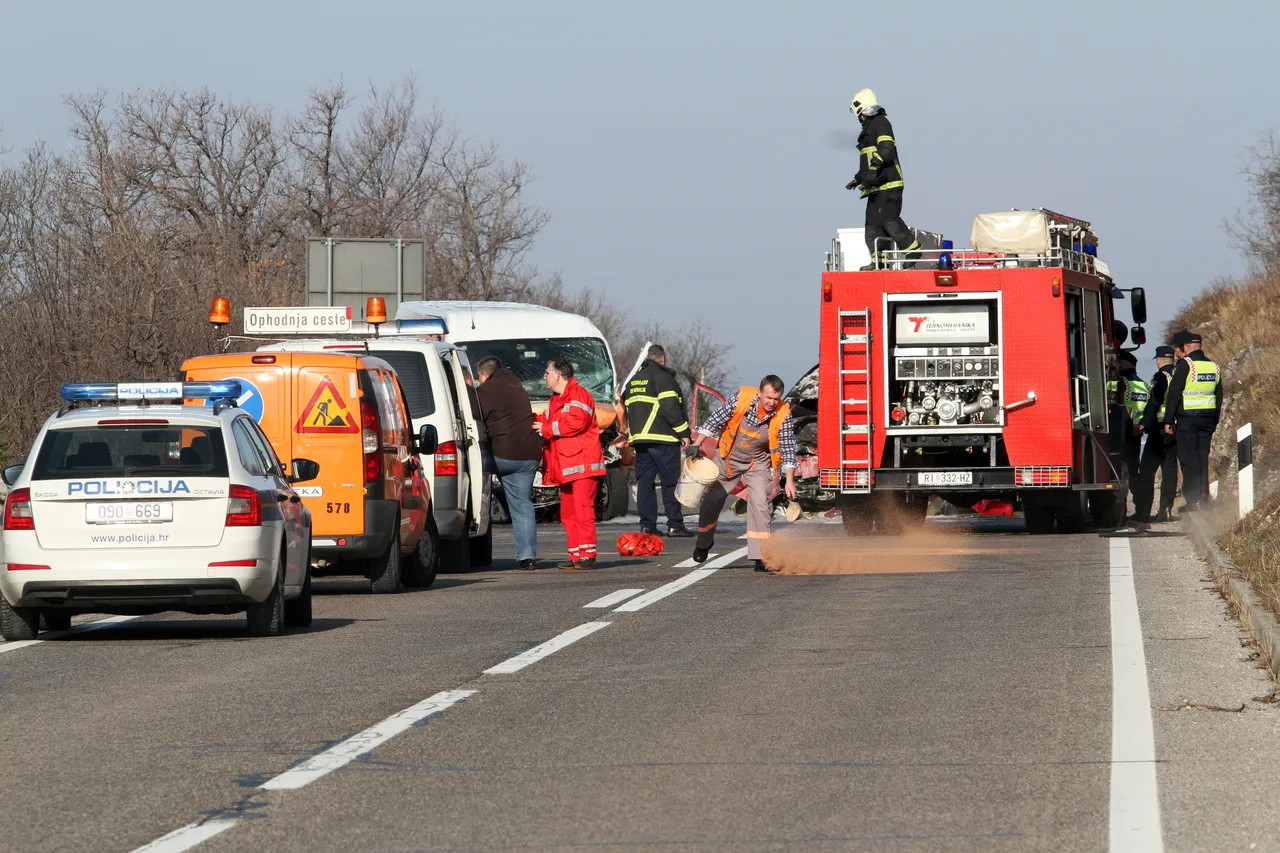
left=447, top=350, right=491, bottom=535
left=293, top=363, right=365, bottom=536
left=182, top=355, right=294, bottom=464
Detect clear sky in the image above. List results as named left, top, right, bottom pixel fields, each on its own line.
left=3, top=1, right=1276, bottom=388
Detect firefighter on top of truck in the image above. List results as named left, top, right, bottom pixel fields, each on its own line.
left=689, top=376, right=798, bottom=575
left=1162, top=330, right=1222, bottom=513
left=1133, top=344, right=1179, bottom=523
left=844, top=88, right=921, bottom=270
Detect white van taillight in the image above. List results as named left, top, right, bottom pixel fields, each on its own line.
left=225, top=486, right=262, bottom=527
left=4, top=488, right=34, bottom=531
left=362, top=400, right=383, bottom=484
left=435, top=441, right=459, bottom=477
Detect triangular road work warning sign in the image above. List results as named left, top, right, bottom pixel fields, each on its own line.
left=296, top=374, right=360, bottom=434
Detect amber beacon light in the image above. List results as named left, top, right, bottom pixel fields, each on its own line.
left=209, top=296, right=232, bottom=328
left=366, top=296, right=387, bottom=326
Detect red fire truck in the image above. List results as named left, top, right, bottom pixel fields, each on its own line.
left=817, top=209, right=1148, bottom=534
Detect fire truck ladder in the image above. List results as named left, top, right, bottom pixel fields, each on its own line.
left=838, top=308, right=873, bottom=494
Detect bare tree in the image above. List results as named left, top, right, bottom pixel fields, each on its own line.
left=1227, top=131, right=1280, bottom=276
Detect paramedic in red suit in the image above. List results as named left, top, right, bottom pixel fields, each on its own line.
left=535, top=359, right=607, bottom=570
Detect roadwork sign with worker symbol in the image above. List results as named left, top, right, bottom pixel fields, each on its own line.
left=296, top=375, right=359, bottom=434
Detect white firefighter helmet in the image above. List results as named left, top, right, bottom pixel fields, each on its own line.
left=849, top=88, right=879, bottom=117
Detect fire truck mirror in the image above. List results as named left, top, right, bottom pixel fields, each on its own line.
left=1131, top=326, right=1147, bottom=347
left=1130, top=287, right=1148, bottom=325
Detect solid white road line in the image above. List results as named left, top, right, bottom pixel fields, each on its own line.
left=259, top=689, right=476, bottom=791
left=584, top=589, right=646, bottom=609
left=673, top=554, right=716, bottom=569
left=613, top=547, right=747, bottom=613
left=129, top=819, right=238, bottom=853
left=484, top=622, right=612, bottom=675
left=1109, top=536, right=1164, bottom=852
left=0, top=614, right=140, bottom=656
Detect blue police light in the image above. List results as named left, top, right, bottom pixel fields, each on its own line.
left=61, top=380, right=243, bottom=403
left=938, top=252, right=954, bottom=271
left=395, top=318, right=448, bottom=335
left=1084, top=243, right=1097, bottom=256
left=941, top=240, right=954, bottom=250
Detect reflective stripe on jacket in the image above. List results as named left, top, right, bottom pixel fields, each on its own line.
left=537, top=377, right=606, bottom=486
left=717, top=385, right=793, bottom=472
left=857, top=112, right=904, bottom=198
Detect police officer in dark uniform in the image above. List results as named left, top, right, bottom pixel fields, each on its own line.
left=1111, top=351, right=1147, bottom=517
left=1132, top=345, right=1179, bottom=522
left=1161, top=330, right=1223, bottom=512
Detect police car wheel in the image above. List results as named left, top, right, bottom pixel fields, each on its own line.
left=246, top=561, right=285, bottom=637
left=0, top=597, right=39, bottom=641
left=284, top=562, right=313, bottom=628
left=41, top=610, right=73, bottom=632
left=369, top=529, right=403, bottom=594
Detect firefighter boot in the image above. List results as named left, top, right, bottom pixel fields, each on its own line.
left=754, top=559, right=777, bottom=574
left=692, top=546, right=709, bottom=564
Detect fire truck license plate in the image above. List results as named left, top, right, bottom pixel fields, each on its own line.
left=918, top=471, right=972, bottom=487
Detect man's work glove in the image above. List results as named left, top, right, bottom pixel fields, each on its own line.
left=845, top=177, right=859, bottom=191
left=854, top=169, right=875, bottom=189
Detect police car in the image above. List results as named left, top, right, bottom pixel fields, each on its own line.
left=0, top=381, right=318, bottom=640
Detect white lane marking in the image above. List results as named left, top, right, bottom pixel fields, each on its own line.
left=673, top=553, right=716, bottom=568
left=0, top=614, right=140, bottom=655
left=129, top=819, right=238, bottom=853
left=739, top=533, right=748, bottom=539
left=484, top=622, right=611, bottom=675
left=260, top=689, right=475, bottom=790
left=1109, top=536, right=1164, bottom=852
left=613, top=548, right=746, bottom=613
left=584, top=589, right=646, bottom=609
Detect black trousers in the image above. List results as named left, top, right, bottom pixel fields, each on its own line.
left=1175, top=417, right=1216, bottom=507
left=634, top=444, right=683, bottom=528
left=864, top=189, right=916, bottom=258
left=1133, top=433, right=1178, bottom=519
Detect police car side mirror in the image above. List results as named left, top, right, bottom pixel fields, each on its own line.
left=416, top=424, right=438, bottom=456
left=1, top=464, right=22, bottom=487
left=1131, top=287, right=1148, bottom=325
left=1131, top=326, right=1147, bottom=347
left=288, top=458, right=320, bottom=484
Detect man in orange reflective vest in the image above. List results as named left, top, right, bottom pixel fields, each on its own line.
left=689, top=376, right=798, bottom=573
left=535, top=359, right=607, bottom=570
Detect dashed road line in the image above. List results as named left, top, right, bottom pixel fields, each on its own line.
left=613, top=548, right=747, bottom=612
left=484, top=622, right=612, bottom=674
left=584, top=588, right=646, bottom=609
left=0, top=615, right=141, bottom=655
left=260, top=689, right=476, bottom=790
left=1109, top=536, right=1164, bottom=851
left=129, top=818, right=237, bottom=853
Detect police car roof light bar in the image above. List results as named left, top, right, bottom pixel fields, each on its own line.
left=60, top=380, right=244, bottom=404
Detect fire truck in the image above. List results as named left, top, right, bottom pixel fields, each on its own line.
left=817, top=209, right=1148, bottom=534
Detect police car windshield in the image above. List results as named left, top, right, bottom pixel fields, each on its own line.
left=462, top=337, right=613, bottom=401
left=31, top=425, right=230, bottom=480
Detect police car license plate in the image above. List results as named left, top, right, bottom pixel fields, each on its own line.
left=85, top=502, right=173, bottom=524
left=918, top=471, right=973, bottom=487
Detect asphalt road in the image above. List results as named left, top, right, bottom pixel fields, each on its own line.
left=2, top=513, right=1279, bottom=852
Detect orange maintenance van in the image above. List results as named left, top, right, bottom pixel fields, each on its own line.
left=181, top=351, right=436, bottom=591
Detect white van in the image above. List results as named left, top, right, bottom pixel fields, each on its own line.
left=256, top=337, right=492, bottom=571
left=396, top=301, right=630, bottom=520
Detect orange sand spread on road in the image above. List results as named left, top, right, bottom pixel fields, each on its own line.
left=760, top=524, right=1005, bottom=575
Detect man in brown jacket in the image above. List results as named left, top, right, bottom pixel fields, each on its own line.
left=476, top=357, right=543, bottom=569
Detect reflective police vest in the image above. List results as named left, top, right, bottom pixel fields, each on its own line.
left=1154, top=366, right=1174, bottom=420
left=1124, top=377, right=1149, bottom=421
left=1182, top=358, right=1220, bottom=412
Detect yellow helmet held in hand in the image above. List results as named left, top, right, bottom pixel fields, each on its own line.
left=849, top=88, right=879, bottom=117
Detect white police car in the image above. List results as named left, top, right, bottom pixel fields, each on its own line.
left=0, top=381, right=318, bottom=640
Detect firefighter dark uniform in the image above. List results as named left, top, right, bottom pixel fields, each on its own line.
left=845, top=89, right=920, bottom=268
left=623, top=355, right=693, bottom=537
left=1107, top=352, right=1147, bottom=509
left=1133, top=346, right=1179, bottom=522
left=1162, top=331, right=1222, bottom=511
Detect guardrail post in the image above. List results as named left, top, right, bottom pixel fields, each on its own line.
left=1239, top=423, right=1254, bottom=519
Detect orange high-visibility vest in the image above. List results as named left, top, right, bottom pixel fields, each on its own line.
left=718, top=385, right=791, bottom=471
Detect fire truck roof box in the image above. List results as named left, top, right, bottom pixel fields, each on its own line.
left=970, top=209, right=1098, bottom=255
